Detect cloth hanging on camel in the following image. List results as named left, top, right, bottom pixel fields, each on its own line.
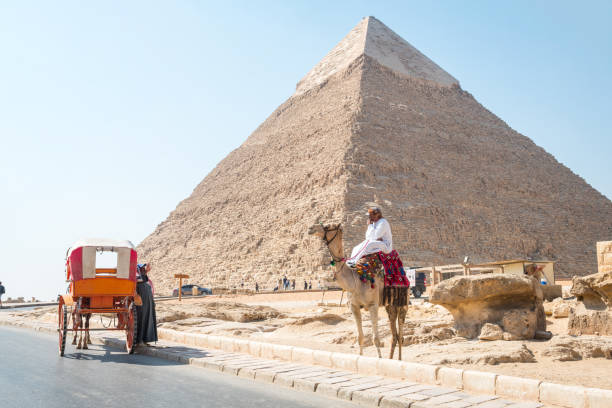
left=378, top=250, right=410, bottom=287
left=352, top=250, right=410, bottom=306
left=378, top=250, right=410, bottom=307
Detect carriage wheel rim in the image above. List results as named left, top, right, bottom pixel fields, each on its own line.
left=126, top=303, right=137, bottom=354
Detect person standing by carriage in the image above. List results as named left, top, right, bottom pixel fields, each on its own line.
left=136, top=263, right=158, bottom=346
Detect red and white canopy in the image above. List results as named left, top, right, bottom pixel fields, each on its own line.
left=67, top=238, right=137, bottom=281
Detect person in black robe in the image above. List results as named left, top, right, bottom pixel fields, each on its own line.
left=136, top=263, right=158, bottom=345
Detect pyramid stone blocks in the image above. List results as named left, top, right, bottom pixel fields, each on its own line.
left=137, top=17, right=612, bottom=294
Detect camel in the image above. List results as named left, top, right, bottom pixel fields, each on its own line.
left=308, top=223, right=408, bottom=359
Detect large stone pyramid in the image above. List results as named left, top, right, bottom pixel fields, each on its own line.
left=139, top=17, right=612, bottom=293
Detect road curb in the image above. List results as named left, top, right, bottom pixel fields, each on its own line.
left=155, top=328, right=609, bottom=408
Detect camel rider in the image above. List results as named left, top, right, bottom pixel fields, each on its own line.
left=347, top=207, right=392, bottom=267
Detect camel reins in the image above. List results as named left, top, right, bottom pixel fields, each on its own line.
left=320, top=224, right=345, bottom=265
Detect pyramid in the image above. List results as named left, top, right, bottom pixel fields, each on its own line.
left=138, top=17, right=612, bottom=293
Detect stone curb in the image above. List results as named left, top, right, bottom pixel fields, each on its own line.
left=155, top=328, right=609, bottom=408
left=2, top=321, right=608, bottom=408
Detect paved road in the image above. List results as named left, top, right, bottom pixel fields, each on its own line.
left=0, top=326, right=356, bottom=408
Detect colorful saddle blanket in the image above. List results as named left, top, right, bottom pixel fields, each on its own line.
left=354, top=250, right=410, bottom=288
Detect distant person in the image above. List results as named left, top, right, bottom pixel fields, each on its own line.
left=273, top=285, right=279, bottom=292
left=291, top=279, right=296, bottom=290
left=304, top=280, right=308, bottom=290
left=136, top=263, right=158, bottom=346
left=255, top=282, right=259, bottom=293
left=0, top=281, right=4, bottom=308
left=308, top=281, right=312, bottom=290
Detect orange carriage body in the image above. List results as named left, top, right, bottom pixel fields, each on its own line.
left=59, top=239, right=140, bottom=355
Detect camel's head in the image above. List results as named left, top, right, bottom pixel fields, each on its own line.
left=308, top=223, right=342, bottom=240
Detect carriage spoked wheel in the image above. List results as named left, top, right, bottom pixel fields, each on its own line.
left=125, top=302, right=137, bottom=354
left=58, top=297, right=67, bottom=356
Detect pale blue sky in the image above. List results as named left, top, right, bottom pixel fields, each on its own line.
left=1, top=1, right=611, bottom=300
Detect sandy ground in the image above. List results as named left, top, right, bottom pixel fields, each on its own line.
left=3, top=290, right=611, bottom=390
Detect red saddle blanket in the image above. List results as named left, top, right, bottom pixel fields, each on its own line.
left=354, top=250, right=410, bottom=288
left=378, top=250, right=410, bottom=287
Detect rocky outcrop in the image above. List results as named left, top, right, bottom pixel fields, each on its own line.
left=568, top=269, right=612, bottom=335
left=544, top=297, right=576, bottom=318
left=542, top=334, right=612, bottom=361
left=552, top=299, right=575, bottom=318
left=430, top=273, right=547, bottom=339
left=433, top=342, right=536, bottom=365
left=478, top=323, right=504, bottom=341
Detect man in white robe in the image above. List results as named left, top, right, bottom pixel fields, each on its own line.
left=347, top=207, right=393, bottom=267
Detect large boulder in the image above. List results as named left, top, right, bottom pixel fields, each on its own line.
left=430, top=273, right=546, bottom=339
left=542, top=334, right=612, bottom=361
left=568, top=269, right=612, bottom=335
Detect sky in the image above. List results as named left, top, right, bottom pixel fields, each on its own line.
left=1, top=1, right=611, bottom=300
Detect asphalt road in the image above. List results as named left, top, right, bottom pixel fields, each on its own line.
left=0, top=326, right=356, bottom=408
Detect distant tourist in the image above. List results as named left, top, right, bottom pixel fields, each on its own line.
left=136, top=263, right=158, bottom=346
left=255, top=282, right=259, bottom=293
left=273, top=285, right=279, bottom=292
left=308, top=281, right=312, bottom=290
left=291, top=279, right=296, bottom=290
left=304, top=280, right=308, bottom=290
left=0, top=281, right=4, bottom=308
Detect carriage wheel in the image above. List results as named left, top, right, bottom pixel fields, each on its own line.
left=58, top=298, right=67, bottom=356
left=125, top=304, right=137, bottom=354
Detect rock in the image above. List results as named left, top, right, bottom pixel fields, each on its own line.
left=568, top=269, right=612, bottom=335
left=543, top=300, right=554, bottom=316
left=433, top=342, right=536, bottom=365
left=542, top=334, right=612, bottom=361
left=552, top=300, right=574, bottom=318
left=430, top=273, right=546, bottom=339
left=478, top=323, right=503, bottom=341
left=403, top=327, right=456, bottom=345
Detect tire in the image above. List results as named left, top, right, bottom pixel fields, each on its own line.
left=58, top=299, right=67, bottom=357
left=126, top=304, right=138, bottom=354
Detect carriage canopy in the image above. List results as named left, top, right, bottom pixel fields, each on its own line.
left=67, top=238, right=137, bottom=282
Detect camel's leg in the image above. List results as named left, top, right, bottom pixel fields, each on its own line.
left=397, top=306, right=407, bottom=360
left=350, top=303, right=365, bottom=356
left=369, top=305, right=382, bottom=358
left=386, top=306, right=398, bottom=359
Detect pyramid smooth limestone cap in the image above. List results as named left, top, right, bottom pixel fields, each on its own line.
left=295, top=16, right=458, bottom=95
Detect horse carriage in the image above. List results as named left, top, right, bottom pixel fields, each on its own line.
left=58, top=239, right=141, bottom=356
